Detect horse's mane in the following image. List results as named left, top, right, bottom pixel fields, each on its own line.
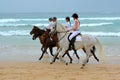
left=33, top=26, right=45, bottom=37
left=57, top=22, right=67, bottom=31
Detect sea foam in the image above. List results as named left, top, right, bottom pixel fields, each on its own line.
left=0, top=30, right=120, bottom=37
left=0, top=17, right=120, bottom=23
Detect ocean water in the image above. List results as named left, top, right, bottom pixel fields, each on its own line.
left=0, top=12, right=120, bottom=60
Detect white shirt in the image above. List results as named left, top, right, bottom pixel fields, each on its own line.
left=46, top=21, right=54, bottom=29
left=66, top=21, right=71, bottom=30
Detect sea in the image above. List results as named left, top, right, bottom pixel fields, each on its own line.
left=0, top=12, right=120, bottom=61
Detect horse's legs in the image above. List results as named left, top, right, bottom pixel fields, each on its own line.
left=41, top=46, right=48, bottom=54
left=82, top=48, right=86, bottom=53
left=81, top=48, right=92, bottom=69
left=62, top=50, right=73, bottom=63
left=49, top=47, right=54, bottom=56
left=58, top=49, right=68, bottom=65
left=39, top=47, right=48, bottom=60
left=66, top=52, right=73, bottom=63
left=81, top=54, right=90, bottom=69
left=41, top=46, right=44, bottom=51
left=90, top=46, right=99, bottom=62
left=49, top=47, right=59, bottom=60
left=73, top=50, right=80, bottom=60
left=50, top=48, right=62, bottom=64
left=56, top=42, right=60, bottom=50
left=62, top=52, right=66, bottom=57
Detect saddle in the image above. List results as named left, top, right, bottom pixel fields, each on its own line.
left=68, top=33, right=81, bottom=42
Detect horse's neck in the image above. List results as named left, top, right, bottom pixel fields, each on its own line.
left=39, top=32, right=50, bottom=44
left=40, top=29, right=45, bottom=34
left=57, top=32, right=67, bottom=40
left=37, top=29, right=45, bottom=37
left=57, top=23, right=66, bottom=32
left=56, top=23, right=68, bottom=40
left=39, top=36, right=44, bottom=44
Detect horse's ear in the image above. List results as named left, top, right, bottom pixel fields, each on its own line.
left=34, top=26, right=37, bottom=28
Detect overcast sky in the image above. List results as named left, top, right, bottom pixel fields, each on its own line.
left=0, top=0, right=119, bottom=13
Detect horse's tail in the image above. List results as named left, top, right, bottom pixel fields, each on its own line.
left=95, top=37, right=105, bottom=63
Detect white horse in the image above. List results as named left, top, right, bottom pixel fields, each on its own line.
left=50, top=22, right=103, bottom=68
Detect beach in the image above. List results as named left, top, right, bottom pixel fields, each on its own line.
left=0, top=56, right=120, bottom=80
left=0, top=12, right=120, bottom=80
left=0, top=45, right=120, bottom=80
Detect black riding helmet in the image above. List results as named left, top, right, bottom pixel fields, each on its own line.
left=49, top=17, right=53, bottom=21
left=66, top=16, right=70, bottom=21
left=72, top=13, right=79, bottom=18
left=53, top=17, right=57, bottom=21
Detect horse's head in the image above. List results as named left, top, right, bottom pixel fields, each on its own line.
left=50, top=22, right=67, bottom=34
left=30, top=26, right=38, bottom=35
left=30, top=26, right=45, bottom=40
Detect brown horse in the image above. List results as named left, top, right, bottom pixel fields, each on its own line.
left=30, top=26, right=74, bottom=63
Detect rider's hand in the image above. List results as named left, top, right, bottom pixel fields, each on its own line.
left=67, top=30, right=69, bottom=32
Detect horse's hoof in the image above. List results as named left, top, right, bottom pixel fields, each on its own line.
left=66, top=63, right=68, bottom=65
left=81, top=66, right=84, bottom=69
left=38, top=58, right=41, bottom=61
left=97, top=59, right=99, bottom=62
left=81, top=64, right=85, bottom=69
left=70, top=62, right=72, bottom=64
left=50, top=62, right=53, bottom=64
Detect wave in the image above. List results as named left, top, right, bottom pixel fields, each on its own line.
left=0, top=30, right=30, bottom=36
left=0, top=19, right=20, bottom=23
left=82, top=32, right=120, bottom=37
left=0, top=30, right=120, bottom=37
left=0, top=23, right=29, bottom=27
left=80, top=17, right=120, bottom=20
left=0, top=23, right=49, bottom=27
left=81, top=22, right=113, bottom=27
left=34, top=22, right=113, bottom=27
left=0, top=19, right=48, bottom=23
left=0, top=22, right=113, bottom=27
left=0, top=17, right=120, bottom=23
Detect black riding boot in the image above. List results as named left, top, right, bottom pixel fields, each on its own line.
left=69, top=38, right=75, bottom=50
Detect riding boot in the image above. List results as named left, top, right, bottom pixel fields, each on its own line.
left=69, top=38, right=75, bottom=50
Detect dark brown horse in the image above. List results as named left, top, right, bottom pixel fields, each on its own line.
left=30, top=26, right=74, bottom=63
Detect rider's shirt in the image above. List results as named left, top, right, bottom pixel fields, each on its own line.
left=47, top=21, right=54, bottom=29
left=66, top=21, right=71, bottom=30
left=73, top=19, right=80, bottom=31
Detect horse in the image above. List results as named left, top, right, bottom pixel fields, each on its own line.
left=50, top=22, right=103, bottom=68
left=30, top=26, right=75, bottom=63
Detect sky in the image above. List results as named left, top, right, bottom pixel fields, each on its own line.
left=0, top=0, right=119, bottom=13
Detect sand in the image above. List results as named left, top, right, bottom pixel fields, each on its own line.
left=0, top=56, right=120, bottom=80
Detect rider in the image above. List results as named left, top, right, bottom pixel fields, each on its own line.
left=47, top=17, right=59, bottom=48
left=65, top=16, right=71, bottom=30
left=53, top=17, right=57, bottom=23
left=46, top=17, right=54, bottom=30
left=68, top=13, right=80, bottom=50
left=52, top=17, right=59, bottom=48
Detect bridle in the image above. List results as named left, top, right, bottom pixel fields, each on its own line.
left=51, top=22, right=68, bottom=42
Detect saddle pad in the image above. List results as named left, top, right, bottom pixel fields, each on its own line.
left=76, top=35, right=82, bottom=41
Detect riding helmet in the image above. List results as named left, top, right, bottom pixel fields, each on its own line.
left=72, top=13, right=79, bottom=18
